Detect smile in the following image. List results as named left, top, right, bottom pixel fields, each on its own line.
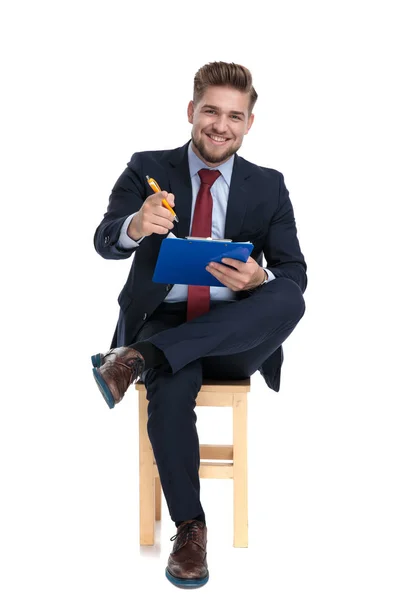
left=206, top=134, right=229, bottom=145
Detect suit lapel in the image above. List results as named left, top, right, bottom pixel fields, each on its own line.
left=224, top=154, right=253, bottom=240
left=166, top=141, right=193, bottom=238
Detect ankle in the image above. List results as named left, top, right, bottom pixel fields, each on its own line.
left=130, top=341, right=168, bottom=370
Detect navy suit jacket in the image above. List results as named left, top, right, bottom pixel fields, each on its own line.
left=94, top=140, right=307, bottom=392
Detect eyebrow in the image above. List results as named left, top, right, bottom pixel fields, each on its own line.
left=202, top=104, right=245, bottom=118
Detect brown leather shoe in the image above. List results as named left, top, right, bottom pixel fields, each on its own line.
left=166, top=520, right=209, bottom=588
left=91, top=347, right=145, bottom=409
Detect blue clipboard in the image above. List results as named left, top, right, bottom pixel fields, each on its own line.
left=152, top=237, right=254, bottom=287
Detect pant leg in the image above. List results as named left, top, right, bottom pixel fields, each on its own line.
left=133, top=304, right=206, bottom=524
left=202, top=336, right=282, bottom=380
left=148, top=278, right=305, bottom=374
left=144, top=360, right=205, bottom=524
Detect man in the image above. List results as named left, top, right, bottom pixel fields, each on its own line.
left=92, top=61, right=307, bottom=588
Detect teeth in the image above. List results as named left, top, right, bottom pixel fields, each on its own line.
left=209, top=135, right=227, bottom=142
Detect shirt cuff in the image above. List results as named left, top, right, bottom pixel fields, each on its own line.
left=263, top=268, right=275, bottom=282
left=118, top=213, right=144, bottom=249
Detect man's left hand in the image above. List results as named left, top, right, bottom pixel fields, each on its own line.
left=206, top=256, right=266, bottom=291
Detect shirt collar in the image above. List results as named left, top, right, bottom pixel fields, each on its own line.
left=188, top=141, right=234, bottom=187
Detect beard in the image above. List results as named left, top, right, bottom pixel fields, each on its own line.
left=191, top=131, right=242, bottom=165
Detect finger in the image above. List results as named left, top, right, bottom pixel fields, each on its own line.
left=221, top=257, right=245, bottom=270
left=142, top=212, right=174, bottom=231
left=205, top=265, right=225, bottom=284
left=149, top=216, right=174, bottom=230
left=156, top=191, right=175, bottom=207
left=147, top=224, right=172, bottom=235
left=206, top=267, right=240, bottom=291
left=206, top=264, right=238, bottom=285
left=151, top=225, right=172, bottom=235
left=207, top=263, right=245, bottom=290
left=148, top=191, right=168, bottom=204
left=165, top=192, right=175, bottom=206
left=148, top=205, right=175, bottom=221
left=159, top=207, right=176, bottom=221
left=208, top=262, right=237, bottom=274
left=206, top=263, right=225, bottom=278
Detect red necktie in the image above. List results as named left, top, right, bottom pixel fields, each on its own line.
left=187, top=168, right=221, bottom=321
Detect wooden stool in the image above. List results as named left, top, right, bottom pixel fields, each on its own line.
left=135, top=379, right=250, bottom=548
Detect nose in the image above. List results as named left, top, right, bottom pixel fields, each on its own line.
left=212, top=114, right=229, bottom=134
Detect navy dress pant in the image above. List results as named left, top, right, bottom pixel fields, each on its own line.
left=132, top=278, right=305, bottom=524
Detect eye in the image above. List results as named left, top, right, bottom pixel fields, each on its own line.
left=231, top=115, right=241, bottom=120
left=205, top=109, right=216, bottom=114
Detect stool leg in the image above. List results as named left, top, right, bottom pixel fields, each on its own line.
left=233, top=392, right=248, bottom=547
left=138, top=390, right=155, bottom=545
left=155, top=476, right=162, bottom=521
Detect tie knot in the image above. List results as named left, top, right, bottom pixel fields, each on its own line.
left=198, top=168, right=221, bottom=187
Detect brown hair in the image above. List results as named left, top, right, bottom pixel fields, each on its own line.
left=193, top=61, right=258, bottom=116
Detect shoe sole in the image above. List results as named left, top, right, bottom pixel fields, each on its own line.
left=91, top=354, right=115, bottom=409
left=91, top=354, right=103, bottom=368
left=165, top=568, right=209, bottom=588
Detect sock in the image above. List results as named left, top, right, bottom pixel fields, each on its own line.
left=131, top=341, right=168, bottom=370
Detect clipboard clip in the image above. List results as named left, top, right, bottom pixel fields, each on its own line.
left=185, top=236, right=233, bottom=242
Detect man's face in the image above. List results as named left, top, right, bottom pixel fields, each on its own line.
left=187, top=86, right=255, bottom=167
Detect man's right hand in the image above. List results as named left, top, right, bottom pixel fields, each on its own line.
left=127, top=191, right=176, bottom=240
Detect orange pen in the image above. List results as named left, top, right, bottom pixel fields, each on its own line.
left=146, top=175, right=179, bottom=223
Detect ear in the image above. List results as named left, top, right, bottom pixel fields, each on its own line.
left=245, top=113, right=255, bottom=135
left=187, top=100, right=194, bottom=124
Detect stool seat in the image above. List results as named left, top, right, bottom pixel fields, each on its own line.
left=135, top=378, right=250, bottom=547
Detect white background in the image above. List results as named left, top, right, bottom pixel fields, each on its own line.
left=1, top=0, right=399, bottom=598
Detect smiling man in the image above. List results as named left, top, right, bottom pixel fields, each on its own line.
left=189, top=85, right=254, bottom=165
left=92, top=61, right=307, bottom=588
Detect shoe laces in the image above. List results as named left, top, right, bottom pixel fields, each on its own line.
left=170, top=520, right=204, bottom=548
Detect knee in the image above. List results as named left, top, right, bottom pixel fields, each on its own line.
left=277, top=278, right=306, bottom=322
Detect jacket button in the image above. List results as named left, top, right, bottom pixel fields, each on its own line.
left=142, top=313, right=147, bottom=321
left=104, top=235, right=110, bottom=244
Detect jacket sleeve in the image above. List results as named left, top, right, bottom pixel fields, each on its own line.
left=264, top=172, right=307, bottom=293
left=93, top=153, right=146, bottom=260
